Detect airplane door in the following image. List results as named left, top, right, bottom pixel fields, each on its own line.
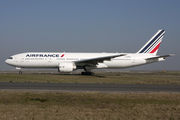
left=132, top=58, right=136, bottom=66
left=132, top=59, right=135, bottom=63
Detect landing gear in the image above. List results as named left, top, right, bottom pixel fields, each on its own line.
left=19, top=70, right=22, bottom=74
left=81, top=66, right=95, bottom=76
left=16, top=67, right=22, bottom=74
left=81, top=71, right=95, bottom=76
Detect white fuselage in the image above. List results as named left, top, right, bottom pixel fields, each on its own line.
left=5, top=52, right=164, bottom=70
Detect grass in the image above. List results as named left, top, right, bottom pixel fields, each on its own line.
left=0, top=91, right=180, bottom=120
left=0, top=71, right=180, bottom=119
left=0, top=71, right=180, bottom=85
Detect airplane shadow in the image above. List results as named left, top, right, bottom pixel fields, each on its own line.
left=32, top=72, right=106, bottom=78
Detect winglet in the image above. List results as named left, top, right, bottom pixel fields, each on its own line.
left=137, top=30, right=165, bottom=55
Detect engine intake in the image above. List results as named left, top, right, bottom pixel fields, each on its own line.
left=58, top=62, right=77, bottom=72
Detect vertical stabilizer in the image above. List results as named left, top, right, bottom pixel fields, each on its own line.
left=137, top=30, right=165, bottom=55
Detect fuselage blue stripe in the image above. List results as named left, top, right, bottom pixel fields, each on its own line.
left=139, top=30, right=164, bottom=53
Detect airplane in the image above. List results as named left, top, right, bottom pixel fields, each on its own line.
left=5, top=29, right=174, bottom=75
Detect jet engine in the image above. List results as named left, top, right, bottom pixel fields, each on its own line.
left=58, top=62, right=77, bottom=72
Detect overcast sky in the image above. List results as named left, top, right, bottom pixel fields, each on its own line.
left=0, top=0, right=180, bottom=71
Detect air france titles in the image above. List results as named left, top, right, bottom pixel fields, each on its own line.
left=26, top=54, right=59, bottom=57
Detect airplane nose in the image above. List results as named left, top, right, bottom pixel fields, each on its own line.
left=5, top=57, right=14, bottom=66
left=5, top=59, right=10, bottom=65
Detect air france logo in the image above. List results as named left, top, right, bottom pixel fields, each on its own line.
left=26, top=54, right=60, bottom=57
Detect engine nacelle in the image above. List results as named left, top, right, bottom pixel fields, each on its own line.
left=58, top=62, right=77, bottom=72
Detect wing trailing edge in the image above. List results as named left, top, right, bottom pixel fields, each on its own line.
left=75, top=54, right=126, bottom=64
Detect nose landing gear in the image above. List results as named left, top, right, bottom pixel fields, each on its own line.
left=16, top=67, right=22, bottom=74
left=19, top=70, right=22, bottom=74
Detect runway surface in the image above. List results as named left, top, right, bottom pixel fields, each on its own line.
left=0, top=82, right=180, bottom=93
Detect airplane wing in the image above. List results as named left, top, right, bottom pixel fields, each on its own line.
left=146, top=54, right=174, bottom=60
left=75, top=54, right=126, bottom=65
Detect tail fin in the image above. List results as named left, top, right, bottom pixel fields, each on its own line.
left=137, top=29, right=165, bottom=55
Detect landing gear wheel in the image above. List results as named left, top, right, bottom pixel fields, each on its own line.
left=81, top=72, right=85, bottom=75
left=81, top=72, right=95, bottom=76
left=19, top=71, right=22, bottom=74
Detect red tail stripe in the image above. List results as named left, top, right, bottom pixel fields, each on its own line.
left=150, top=42, right=161, bottom=53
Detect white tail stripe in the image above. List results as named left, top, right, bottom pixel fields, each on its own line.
left=137, top=30, right=165, bottom=54
left=144, top=35, right=164, bottom=53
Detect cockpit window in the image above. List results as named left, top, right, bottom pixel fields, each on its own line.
left=8, top=57, right=13, bottom=59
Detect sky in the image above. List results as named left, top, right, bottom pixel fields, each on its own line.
left=0, top=0, right=180, bottom=71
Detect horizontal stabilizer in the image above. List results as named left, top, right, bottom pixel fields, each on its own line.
left=145, top=54, right=174, bottom=60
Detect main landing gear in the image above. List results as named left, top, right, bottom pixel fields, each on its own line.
left=81, top=66, right=95, bottom=76
left=81, top=71, right=95, bottom=76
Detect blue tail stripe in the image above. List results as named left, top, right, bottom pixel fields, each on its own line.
left=144, top=34, right=164, bottom=53
left=139, top=30, right=165, bottom=53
